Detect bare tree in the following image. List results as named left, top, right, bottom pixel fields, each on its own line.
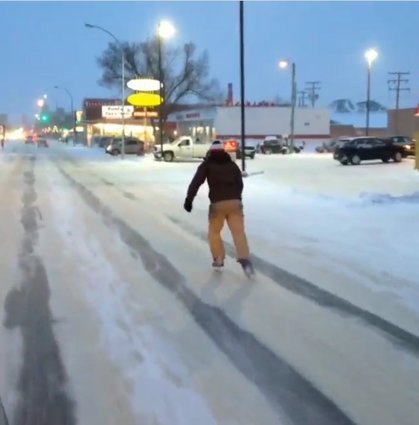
left=97, top=38, right=223, bottom=123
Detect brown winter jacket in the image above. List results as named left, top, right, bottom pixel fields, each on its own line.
left=186, top=151, right=244, bottom=204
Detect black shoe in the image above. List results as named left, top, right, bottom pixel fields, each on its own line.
left=212, top=258, right=224, bottom=269
left=238, top=259, right=255, bottom=277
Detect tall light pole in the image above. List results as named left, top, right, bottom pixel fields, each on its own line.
left=239, top=1, right=246, bottom=174
left=415, top=104, right=419, bottom=171
left=157, top=20, right=175, bottom=158
left=365, top=48, right=378, bottom=136
left=157, top=34, right=163, bottom=157
left=279, top=59, right=296, bottom=152
left=54, top=85, right=75, bottom=144
left=85, top=23, right=126, bottom=158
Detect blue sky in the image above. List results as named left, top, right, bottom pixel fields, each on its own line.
left=0, top=1, right=418, bottom=124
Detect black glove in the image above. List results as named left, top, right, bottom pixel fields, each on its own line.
left=183, top=198, right=193, bottom=213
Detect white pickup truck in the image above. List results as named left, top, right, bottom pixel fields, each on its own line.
left=153, top=136, right=214, bottom=162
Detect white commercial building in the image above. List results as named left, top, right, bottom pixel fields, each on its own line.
left=169, top=106, right=331, bottom=148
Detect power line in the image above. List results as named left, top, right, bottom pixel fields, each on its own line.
left=297, top=91, right=308, bottom=107
left=387, top=72, right=410, bottom=110
left=305, top=81, right=321, bottom=107
left=387, top=71, right=410, bottom=133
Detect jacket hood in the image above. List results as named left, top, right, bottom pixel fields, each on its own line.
left=206, top=150, right=232, bottom=164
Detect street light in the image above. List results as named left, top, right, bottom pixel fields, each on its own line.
left=364, top=48, right=378, bottom=136
left=54, top=85, right=75, bottom=144
left=85, top=23, right=126, bottom=158
left=239, top=1, right=247, bottom=174
left=278, top=60, right=289, bottom=70
left=158, top=20, right=175, bottom=39
left=157, top=20, right=175, bottom=158
left=37, top=99, right=45, bottom=108
left=278, top=59, right=296, bottom=152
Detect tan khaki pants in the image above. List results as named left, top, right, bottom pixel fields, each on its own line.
left=208, top=200, right=250, bottom=261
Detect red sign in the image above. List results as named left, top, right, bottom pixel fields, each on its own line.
left=84, top=98, right=120, bottom=121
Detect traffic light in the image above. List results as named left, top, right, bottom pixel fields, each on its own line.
left=40, top=113, right=50, bottom=124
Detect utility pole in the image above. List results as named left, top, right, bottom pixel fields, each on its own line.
left=239, top=0, right=246, bottom=174
left=388, top=71, right=410, bottom=134
left=290, top=62, right=296, bottom=152
left=297, top=91, right=308, bottom=107
left=305, top=81, right=321, bottom=107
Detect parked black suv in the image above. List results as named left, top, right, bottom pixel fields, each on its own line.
left=334, top=137, right=405, bottom=165
left=384, top=136, right=415, bottom=157
left=260, top=138, right=286, bottom=154
left=260, top=138, right=304, bottom=154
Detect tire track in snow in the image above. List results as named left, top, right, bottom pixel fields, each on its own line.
left=0, top=398, right=9, bottom=425
left=3, top=155, right=76, bottom=425
left=57, top=154, right=419, bottom=356
left=57, top=163, right=356, bottom=425
left=167, top=215, right=419, bottom=356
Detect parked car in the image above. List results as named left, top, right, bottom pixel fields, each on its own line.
left=260, top=138, right=287, bottom=155
left=236, top=144, right=256, bottom=159
left=153, top=136, right=214, bottom=162
left=384, top=136, right=416, bottom=157
left=105, top=137, right=145, bottom=156
left=333, top=137, right=405, bottom=165
left=260, top=137, right=304, bottom=155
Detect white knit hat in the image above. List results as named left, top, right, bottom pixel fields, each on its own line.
left=209, top=140, right=225, bottom=151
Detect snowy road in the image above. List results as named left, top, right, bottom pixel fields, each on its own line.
left=0, top=142, right=418, bottom=425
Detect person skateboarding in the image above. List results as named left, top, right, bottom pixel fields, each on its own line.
left=183, top=140, right=255, bottom=277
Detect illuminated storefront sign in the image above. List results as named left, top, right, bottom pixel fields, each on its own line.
left=127, top=78, right=160, bottom=92
left=127, top=93, right=162, bottom=107
left=102, top=105, right=134, bottom=119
